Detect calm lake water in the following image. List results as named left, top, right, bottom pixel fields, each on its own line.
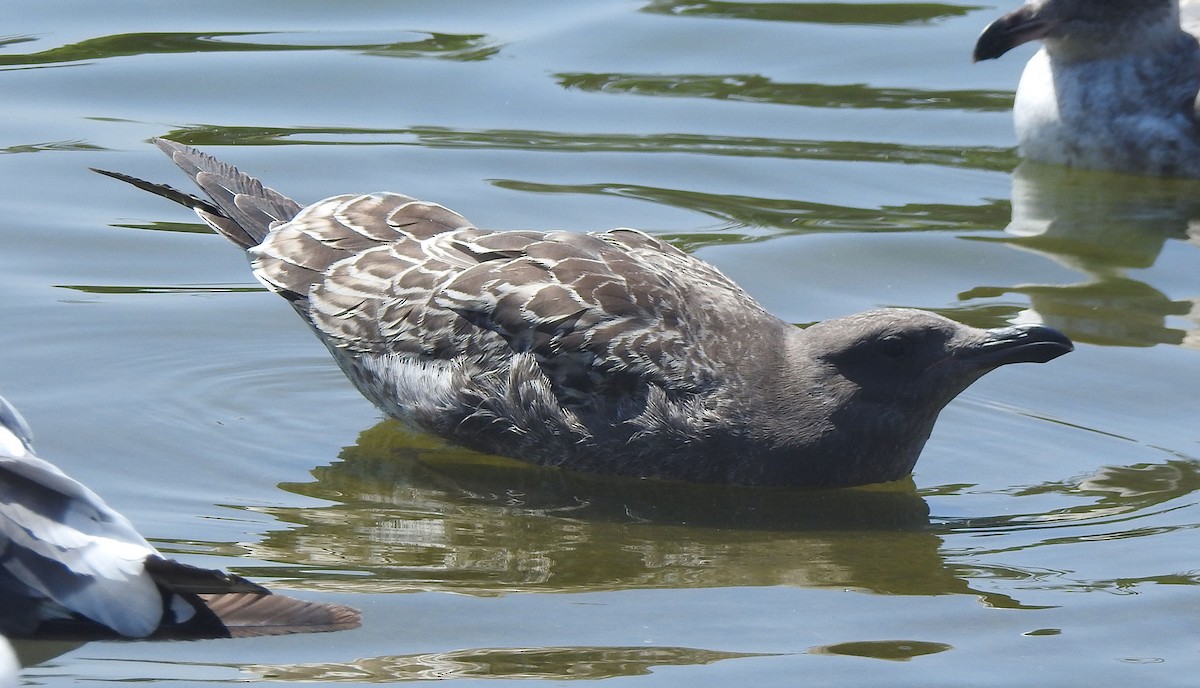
left=2, top=0, right=1199, bottom=685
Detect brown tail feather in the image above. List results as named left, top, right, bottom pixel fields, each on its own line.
left=198, top=593, right=362, bottom=637
left=153, top=138, right=303, bottom=246
left=92, top=138, right=303, bottom=250
left=147, top=557, right=360, bottom=638
left=91, top=167, right=265, bottom=250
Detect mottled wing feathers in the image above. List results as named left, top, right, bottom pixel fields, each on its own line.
left=252, top=193, right=769, bottom=398
left=104, top=140, right=770, bottom=402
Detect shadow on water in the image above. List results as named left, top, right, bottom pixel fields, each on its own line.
left=960, top=162, right=1200, bottom=348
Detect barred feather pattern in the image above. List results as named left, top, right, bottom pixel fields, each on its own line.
left=98, top=140, right=1071, bottom=486
left=249, top=192, right=780, bottom=479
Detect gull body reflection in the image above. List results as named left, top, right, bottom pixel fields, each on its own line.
left=248, top=421, right=1012, bottom=603
left=963, top=162, right=1200, bottom=348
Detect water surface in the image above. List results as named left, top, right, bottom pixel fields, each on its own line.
left=2, top=0, right=1198, bottom=685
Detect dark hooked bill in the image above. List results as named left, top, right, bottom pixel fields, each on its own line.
left=971, top=323, right=1074, bottom=366
left=973, top=6, right=1056, bottom=61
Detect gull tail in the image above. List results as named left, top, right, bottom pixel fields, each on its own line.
left=147, top=557, right=361, bottom=638
left=26, top=557, right=360, bottom=639
left=197, top=593, right=363, bottom=638
left=92, top=138, right=303, bottom=250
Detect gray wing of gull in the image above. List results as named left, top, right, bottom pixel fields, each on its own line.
left=0, top=403, right=162, bottom=638
left=251, top=192, right=775, bottom=399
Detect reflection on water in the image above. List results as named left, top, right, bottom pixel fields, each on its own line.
left=8, top=639, right=85, bottom=670
left=0, top=31, right=500, bottom=69
left=946, top=458, right=1200, bottom=534
left=146, top=123, right=1019, bottom=172
left=244, top=421, right=970, bottom=597
left=59, top=284, right=261, bottom=295
left=194, top=419, right=1179, bottom=609
left=639, top=1, right=978, bottom=25
left=0, top=140, right=104, bottom=155
left=962, top=162, right=1200, bottom=348
left=557, top=72, right=1012, bottom=111
left=932, top=449, right=1200, bottom=595
left=809, top=639, right=951, bottom=661
left=210, top=421, right=1200, bottom=607
left=244, top=645, right=766, bottom=682
left=494, top=179, right=1011, bottom=236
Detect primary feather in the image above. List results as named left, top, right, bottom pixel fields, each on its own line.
left=0, top=393, right=359, bottom=639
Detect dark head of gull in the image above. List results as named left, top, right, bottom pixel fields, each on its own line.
left=974, top=0, right=1183, bottom=62
left=94, top=140, right=1073, bottom=488
left=743, top=309, right=1072, bottom=487
left=0, top=393, right=360, bottom=639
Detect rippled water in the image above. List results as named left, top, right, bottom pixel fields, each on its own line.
left=2, top=0, right=1198, bottom=685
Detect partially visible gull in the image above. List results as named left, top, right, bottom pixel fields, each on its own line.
left=95, top=140, right=1073, bottom=488
left=0, top=393, right=360, bottom=639
left=0, top=636, right=15, bottom=688
left=975, top=0, right=1200, bottom=177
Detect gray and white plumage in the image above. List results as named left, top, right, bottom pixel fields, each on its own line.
left=96, top=140, right=1073, bottom=488
left=975, top=0, right=1200, bottom=177
left=0, top=636, right=15, bottom=688
left=0, top=393, right=360, bottom=639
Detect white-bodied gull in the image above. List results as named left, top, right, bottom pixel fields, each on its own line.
left=0, top=636, right=15, bottom=688
left=0, top=393, right=360, bottom=639
left=976, top=0, right=1200, bottom=177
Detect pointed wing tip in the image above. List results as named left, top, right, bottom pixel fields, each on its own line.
left=200, top=593, right=362, bottom=637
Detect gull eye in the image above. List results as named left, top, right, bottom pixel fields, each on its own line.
left=879, top=335, right=909, bottom=359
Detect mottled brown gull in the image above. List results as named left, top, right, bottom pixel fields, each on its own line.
left=975, top=0, right=1200, bottom=177
left=0, top=393, right=360, bottom=639
left=95, top=140, right=1072, bottom=488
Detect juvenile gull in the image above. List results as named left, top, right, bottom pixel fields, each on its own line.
left=974, top=0, right=1200, bottom=177
left=0, top=393, right=360, bottom=639
left=96, top=140, right=1072, bottom=488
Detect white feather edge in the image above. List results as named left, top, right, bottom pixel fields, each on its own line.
left=0, top=636, right=17, bottom=688
left=0, top=424, right=164, bottom=637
